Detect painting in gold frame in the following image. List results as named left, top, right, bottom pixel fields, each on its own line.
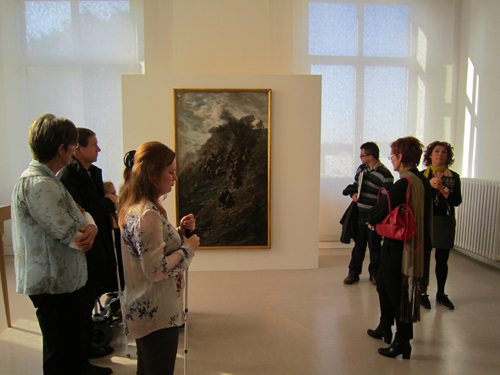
left=174, top=89, right=271, bottom=249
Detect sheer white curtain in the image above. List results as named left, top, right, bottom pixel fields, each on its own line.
left=293, top=0, right=459, bottom=241
left=0, top=0, right=144, bottom=205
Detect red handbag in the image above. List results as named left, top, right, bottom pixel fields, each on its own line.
left=375, top=177, right=421, bottom=254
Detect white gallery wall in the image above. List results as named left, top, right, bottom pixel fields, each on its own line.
left=455, top=0, right=500, bottom=180
left=137, top=0, right=464, bottom=246
left=122, top=74, right=321, bottom=271
left=124, top=0, right=321, bottom=271
left=309, top=0, right=462, bottom=241
left=3, top=0, right=500, bottom=257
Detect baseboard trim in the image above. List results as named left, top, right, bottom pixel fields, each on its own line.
left=319, top=241, right=352, bottom=249
left=453, top=247, right=500, bottom=270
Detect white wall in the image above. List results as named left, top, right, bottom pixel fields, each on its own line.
left=3, top=0, right=500, bottom=255
left=122, top=74, right=321, bottom=271
left=455, top=0, right=500, bottom=180
left=305, top=0, right=462, bottom=241
left=143, top=0, right=294, bottom=76
left=140, top=0, right=463, bottom=244
left=126, top=0, right=322, bottom=271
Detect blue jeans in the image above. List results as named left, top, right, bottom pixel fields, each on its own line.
left=348, top=212, right=382, bottom=278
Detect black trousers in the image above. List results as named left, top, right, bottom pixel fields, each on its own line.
left=136, top=327, right=180, bottom=375
left=349, top=212, right=382, bottom=278
left=81, top=276, right=101, bottom=357
left=376, top=239, right=413, bottom=341
left=30, top=288, right=85, bottom=375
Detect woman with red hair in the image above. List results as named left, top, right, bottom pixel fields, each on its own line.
left=366, top=136, right=433, bottom=359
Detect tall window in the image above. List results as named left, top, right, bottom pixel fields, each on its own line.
left=309, top=2, right=410, bottom=178
left=19, top=0, right=143, bottom=185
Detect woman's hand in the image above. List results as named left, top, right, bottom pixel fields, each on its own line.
left=184, top=234, right=200, bottom=252
left=76, top=203, right=85, bottom=215
left=76, top=224, right=98, bottom=253
left=430, top=176, right=444, bottom=190
left=179, top=214, right=196, bottom=237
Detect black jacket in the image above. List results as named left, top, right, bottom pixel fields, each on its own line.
left=368, top=168, right=433, bottom=252
left=421, top=168, right=462, bottom=217
left=58, top=158, right=117, bottom=289
left=339, top=201, right=358, bottom=244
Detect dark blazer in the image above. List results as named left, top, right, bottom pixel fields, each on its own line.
left=58, top=158, right=117, bottom=289
left=368, top=168, right=433, bottom=253
left=421, top=168, right=462, bottom=217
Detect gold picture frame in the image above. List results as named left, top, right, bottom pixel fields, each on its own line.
left=174, top=89, right=271, bottom=249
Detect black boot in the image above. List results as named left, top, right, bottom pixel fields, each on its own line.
left=367, top=324, right=392, bottom=344
left=378, top=337, right=411, bottom=359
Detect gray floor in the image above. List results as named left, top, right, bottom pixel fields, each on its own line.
left=1, top=247, right=500, bottom=375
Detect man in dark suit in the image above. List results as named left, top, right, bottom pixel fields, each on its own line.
left=58, top=128, right=118, bottom=375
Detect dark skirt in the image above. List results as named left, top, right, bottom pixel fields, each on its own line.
left=432, top=215, right=456, bottom=249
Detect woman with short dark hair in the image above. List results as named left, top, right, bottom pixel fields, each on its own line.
left=420, top=141, right=462, bottom=310
left=12, top=114, right=98, bottom=375
left=118, top=141, right=199, bottom=375
left=366, top=136, right=433, bottom=359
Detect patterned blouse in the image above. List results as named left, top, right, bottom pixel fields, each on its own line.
left=11, top=160, right=88, bottom=295
left=121, top=201, right=195, bottom=339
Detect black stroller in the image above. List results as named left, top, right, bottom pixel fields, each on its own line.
left=92, top=292, right=122, bottom=348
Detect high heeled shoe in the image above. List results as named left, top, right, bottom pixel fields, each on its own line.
left=378, top=338, right=412, bottom=359
left=367, top=325, right=393, bottom=344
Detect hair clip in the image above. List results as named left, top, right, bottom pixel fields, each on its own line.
left=123, top=150, right=136, bottom=169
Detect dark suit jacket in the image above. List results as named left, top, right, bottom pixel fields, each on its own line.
left=58, top=158, right=117, bottom=290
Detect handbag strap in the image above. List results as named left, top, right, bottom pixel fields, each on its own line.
left=402, top=176, right=412, bottom=205
left=377, top=176, right=412, bottom=212
left=377, top=187, right=391, bottom=212
left=401, top=203, right=423, bottom=254
left=400, top=177, right=423, bottom=254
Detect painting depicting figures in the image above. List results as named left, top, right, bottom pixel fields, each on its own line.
left=174, top=89, right=271, bottom=249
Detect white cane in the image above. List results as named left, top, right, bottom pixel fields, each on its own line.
left=183, top=268, right=189, bottom=375
left=111, top=226, right=130, bottom=358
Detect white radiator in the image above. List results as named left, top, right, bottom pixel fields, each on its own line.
left=455, top=178, right=500, bottom=261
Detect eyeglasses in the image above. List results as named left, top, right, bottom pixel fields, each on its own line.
left=359, top=154, right=371, bottom=158
left=388, top=155, right=396, bottom=161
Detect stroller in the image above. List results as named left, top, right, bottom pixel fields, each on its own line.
left=92, top=227, right=125, bottom=348
left=92, top=291, right=122, bottom=348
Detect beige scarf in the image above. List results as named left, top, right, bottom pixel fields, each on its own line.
left=399, top=167, right=425, bottom=323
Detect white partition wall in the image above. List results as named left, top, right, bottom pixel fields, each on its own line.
left=122, top=74, right=321, bottom=271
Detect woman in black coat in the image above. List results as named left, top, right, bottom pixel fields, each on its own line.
left=366, top=136, right=433, bottom=359
left=420, top=141, right=462, bottom=310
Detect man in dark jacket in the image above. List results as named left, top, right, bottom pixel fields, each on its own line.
left=58, top=128, right=117, bottom=375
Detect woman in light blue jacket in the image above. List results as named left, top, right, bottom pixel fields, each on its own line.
left=12, top=114, right=98, bottom=375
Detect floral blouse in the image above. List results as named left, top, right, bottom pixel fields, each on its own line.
left=11, top=160, right=88, bottom=295
left=120, top=201, right=194, bottom=339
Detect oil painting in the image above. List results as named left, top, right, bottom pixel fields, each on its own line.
left=174, top=89, right=271, bottom=249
